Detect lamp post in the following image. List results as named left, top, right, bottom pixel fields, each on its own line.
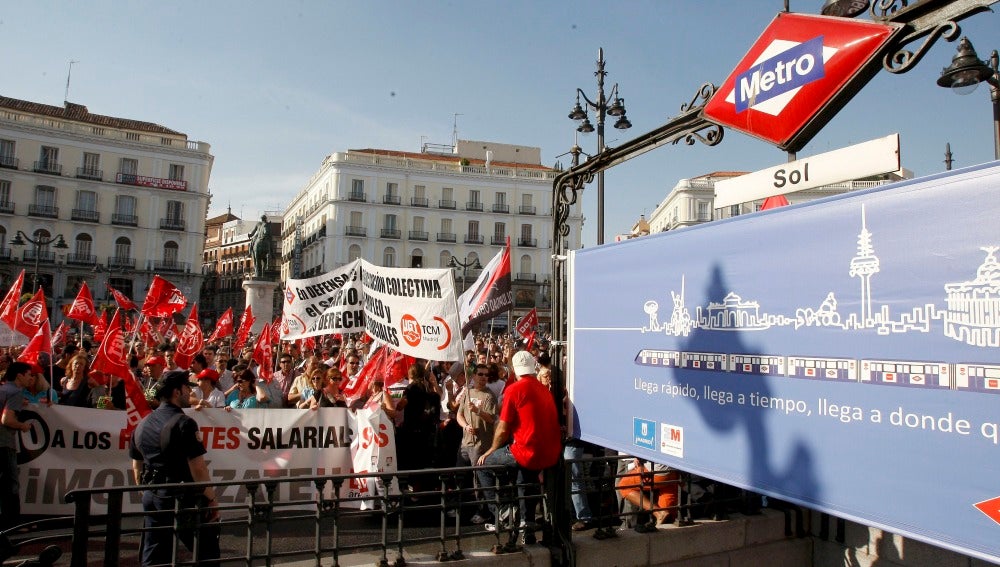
left=448, top=255, right=482, bottom=293
left=11, top=230, right=68, bottom=294
left=568, top=47, right=632, bottom=245
left=937, top=36, right=1000, bottom=160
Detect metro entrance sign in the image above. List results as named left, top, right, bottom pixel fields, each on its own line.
left=702, top=12, right=900, bottom=152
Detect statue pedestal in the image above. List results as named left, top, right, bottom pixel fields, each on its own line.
left=242, top=279, right=278, bottom=335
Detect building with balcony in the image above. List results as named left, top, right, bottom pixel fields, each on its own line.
left=281, top=140, right=582, bottom=332
left=0, top=95, right=213, bottom=321
left=201, top=211, right=281, bottom=329
left=646, top=170, right=913, bottom=234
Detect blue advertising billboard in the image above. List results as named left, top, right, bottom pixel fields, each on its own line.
left=569, top=161, right=1000, bottom=563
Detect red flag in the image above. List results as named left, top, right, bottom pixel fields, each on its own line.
left=141, top=275, right=187, bottom=318
left=67, top=281, right=100, bottom=325
left=93, top=310, right=150, bottom=428
left=139, top=317, right=158, bottom=348
left=760, top=194, right=790, bottom=210
left=341, top=345, right=415, bottom=406
left=0, top=270, right=24, bottom=331
left=174, top=304, right=204, bottom=370
left=107, top=284, right=138, bottom=311
left=270, top=316, right=281, bottom=345
left=515, top=308, right=538, bottom=339
left=17, top=320, right=52, bottom=367
left=252, top=322, right=273, bottom=382
left=207, top=307, right=234, bottom=342
left=232, top=305, right=255, bottom=353
left=13, top=289, right=48, bottom=339
left=51, top=321, right=69, bottom=348
left=92, top=310, right=108, bottom=343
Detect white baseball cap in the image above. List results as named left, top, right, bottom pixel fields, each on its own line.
left=511, top=350, right=537, bottom=377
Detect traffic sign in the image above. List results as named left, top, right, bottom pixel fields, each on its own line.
left=702, top=12, right=899, bottom=152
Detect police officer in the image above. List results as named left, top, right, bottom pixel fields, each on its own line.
left=128, top=371, right=220, bottom=566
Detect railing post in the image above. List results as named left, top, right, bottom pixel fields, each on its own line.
left=103, top=491, right=124, bottom=567
left=68, top=492, right=92, bottom=567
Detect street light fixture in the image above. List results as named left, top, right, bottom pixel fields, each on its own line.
left=937, top=36, right=1000, bottom=160
left=10, top=230, right=68, bottom=293
left=568, top=47, right=632, bottom=245
left=448, top=255, right=482, bottom=293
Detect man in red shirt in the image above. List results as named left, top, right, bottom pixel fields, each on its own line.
left=477, top=350, right=560, bottom=533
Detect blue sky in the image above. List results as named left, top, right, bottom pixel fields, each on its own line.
left=4, top=1, right=998, bottom=247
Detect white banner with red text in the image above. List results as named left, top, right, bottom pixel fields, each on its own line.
left=16, top=405, right=397, bottom=515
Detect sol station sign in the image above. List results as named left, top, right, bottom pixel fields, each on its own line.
left=702, top=12, right=900, bottom=152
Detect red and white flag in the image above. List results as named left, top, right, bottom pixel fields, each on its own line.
left=342, top=345, right=415, bottom=407
left=174, top=304, right=204, bottom=370
left=141, top=275, right=187, bottom=318
left=17, top=320, right=52, bottom=367
left=0, top=269, right=24, bottom=331
left=51, top=321, right=69, bottom=348
left=457, top=238, right=512, bottom=335
left=92, top=310, right=108, bottom=343
left=207, top=307, right=234, bottom=342
left=252, top=322, right=273, bottom=382
left=233, top=305, right=255, bottom=353
left=515, top=307, right=539, bottom=351
left=13, top=289, right=48, bottom=339
left=107, top=284, right=138, bottom=311
left=67, top=281, right=100, bottom=325
left=93, top=309, right=150, bottom=430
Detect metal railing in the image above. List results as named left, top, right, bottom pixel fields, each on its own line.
left=0, top=455, right=778, bottom=567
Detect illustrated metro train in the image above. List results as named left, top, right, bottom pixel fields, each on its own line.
left=633, top=349, right=1000, bottom=394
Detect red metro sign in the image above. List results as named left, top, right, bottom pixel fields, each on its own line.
left=702, top=12, right=899, bottom=152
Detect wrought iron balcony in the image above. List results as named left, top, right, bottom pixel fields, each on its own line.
left=0, top=201, right=13, bottom=214
left=436, top=232, right=456, bottom=243
left=76, top=167, right=103, bottom=181
left=348, top=192, right=366, bottom=202
left=23, top=249, right=56, bottom=263
left=438, top=199, right=456, bottom=209
left=28, top=204, right=58, bottom=218
left=408, top=230, right=429, bottom=241
left=111, top=213, right=138, bottom=226
left=380, top=228, right=401, bottom=239
left=150, top=260, right=189, bottom=272
left=382, top=195, right=401, bottom=205
left=518, top=237, right=537, bottom=247
left=515, top=272, right=537, bottom=282
left=410, top=197, right=429, bottom=207
left=346, top=226, right=367, bottom=237
left=0, top=155, right=18, bottom=169
left=72, top=209, right=100, bottom=223
left=492, top=203, right=510, bottom=214
left=519, top=205, right=537, bottom=215
left=33, top=160, right=62, bottom=175
left=159, top=218, right=186, bottom=231
left=464, top=234, right=484, bottom=245
left=108, top=256, right=136, bottom=269
left=66, top=253, right=97, bottom=266
left=0, top=248, right=10, bottom=261
left=466, top=201, right=484, bottom=212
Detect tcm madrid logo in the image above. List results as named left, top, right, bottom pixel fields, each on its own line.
left=725, top=36, right=837, bottom=116
left=400, top=314, right=452, bottom=350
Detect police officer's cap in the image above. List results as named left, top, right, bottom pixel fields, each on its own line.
left=155, top=370, right=198, bottom=400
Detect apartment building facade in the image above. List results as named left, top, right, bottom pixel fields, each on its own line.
left=0, top=96, right=213, bottom=321
left=281, top=140, right=582, bottom=332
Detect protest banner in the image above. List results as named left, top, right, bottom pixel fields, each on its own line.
left=282, top=260, right=363, bottom=339
left=358, top=260, right=463, bottom=361
left=16, top=406, right=362, bottom=515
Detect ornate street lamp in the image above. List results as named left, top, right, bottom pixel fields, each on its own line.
left=937, top=36, right=999, bottom=159
left=568, top=48, right=632, bottom=245
left=448, top=255, right=482, bottom=294
left=11, top=230, right=68, bottom=293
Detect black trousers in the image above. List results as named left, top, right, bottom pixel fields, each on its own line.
left=140, top=490, right=220, bottom=566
